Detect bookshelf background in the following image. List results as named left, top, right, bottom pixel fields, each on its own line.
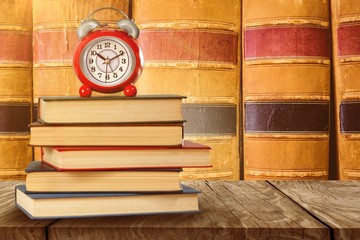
left=1, top=0, right=359, bottom=180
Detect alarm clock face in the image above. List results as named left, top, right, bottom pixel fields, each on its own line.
left=79, top=36, right=136, bottom=87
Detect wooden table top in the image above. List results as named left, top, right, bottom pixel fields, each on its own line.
left=270, top=181, right=360, bottom=240
left=1, top=180, right=359, bottom=240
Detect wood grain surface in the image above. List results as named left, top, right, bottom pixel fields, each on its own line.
left=0, top=181, right=55, bottom=240
left=270, top=180, right=360, bottom=240
left=48, top=181, right=329, bottom=240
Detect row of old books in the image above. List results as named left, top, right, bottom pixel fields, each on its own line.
left=15, top=95, right=211, bottom=219
left=4, top=0, right=360, bottom=181
left=0, top=0, right=32, bottom=179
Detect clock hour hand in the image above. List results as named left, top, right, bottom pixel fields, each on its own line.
left=96, top=52, right=106, bottom=61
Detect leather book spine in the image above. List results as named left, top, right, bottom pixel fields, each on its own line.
left=132, top=0, right=241, bottom=180
left=331, top=0, right=360, bottom=179
left=243, top=0, right=330, bottom=179
left=0, top=0, right=33, bottom=179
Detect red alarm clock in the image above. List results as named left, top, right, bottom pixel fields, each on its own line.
left=73, top=7, right=143, bottom=97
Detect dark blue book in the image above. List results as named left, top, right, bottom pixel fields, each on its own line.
left=15, top=184, right=200, bottom=219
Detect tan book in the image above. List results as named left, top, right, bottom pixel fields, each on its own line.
left=42, top=141, right=211, bottom=170
left=29, top=122, right=184, bottom=146
left=243, top=0, right=330, bottom=179
left=0, top=0, right=33, bottom=179
left=25, top=161, right=182, bottom=192
left=16, top=184, right=200, bottom=219
left=331, top=0, right=360, bottom=179
left=38, top=95, right=185, bottom=124
left=133, top=0, right=241, bottom=180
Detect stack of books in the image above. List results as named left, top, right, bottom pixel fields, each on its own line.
left=15, top=95, right=211, bottom=219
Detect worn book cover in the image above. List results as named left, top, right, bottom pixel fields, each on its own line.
left=0, top=0, right=33, bottom=179
left=243, top=0, right=330, bottom=179
left=331, top=0, right=360, bottom=179
left=132, top=0, right=241, bottom=180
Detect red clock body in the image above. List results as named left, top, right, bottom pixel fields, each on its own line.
left=73, top=29, right=143, bottom=97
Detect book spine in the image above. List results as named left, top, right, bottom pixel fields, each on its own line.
left=32, top=0, right=130, bottom=159
left=243, top=0, right=330, bottom=179
left=0, top=0, right=33, bottom=179
left=133, top=0, right=241, bottom=180
left=331, top=0, right=360, bottom=179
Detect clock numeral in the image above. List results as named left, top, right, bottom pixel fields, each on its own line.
left=105, top=74, right=110, bottom=80
left=119, top=67, right=123, bottom=72
left=90, top=50, right=97, bottom=56
left=97, top=44, right=102, bottom=50
left=91, top=67, right=96, bottom=72
left=105, top=42, right=111, bottom=48
left=113, top=73, right=118, bottom=78
left=89, top=58, right=94, bottom=64
left=114, top=45, right=117, bottom=50
left=119, top=50, right=124, bottom=56
left=97, top=73, right=102, bottom=78
left=121, top=58, right=126, bottom=64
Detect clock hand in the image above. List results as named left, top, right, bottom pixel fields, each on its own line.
left=96, top=52, right=106, bottom=61
left=108, top=63, right=115, bottom=73
left=105, top=64, right=108, bottom=82
left=109, top=51, right=125, bottom=61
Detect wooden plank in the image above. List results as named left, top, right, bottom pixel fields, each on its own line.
left=270, top=180, right=360, bottom=240
left=48, top=181, right=329, bottom=240
left=0, top=180, right=55, bottom=240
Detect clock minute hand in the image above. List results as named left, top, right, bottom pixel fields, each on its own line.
left=109, top=51, right=125, bottom=61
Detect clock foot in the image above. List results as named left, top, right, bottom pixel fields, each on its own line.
left=124, top=84, right=137, bottom=97
left=79, top=85, right=92, bottom=97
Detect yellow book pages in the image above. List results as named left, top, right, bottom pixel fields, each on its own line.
left=331, top=0, right=360, bottom=179
left=25, top=161, right=181, bottom=192
left=16, top=185, right=199, bottom=218
left=243, top=0, right=330, bottom=180
left=0, top=0, right=32, bottom=179
left=133, top=0, right=241, bottom=180
left=29, top=123, right=184, bottom=147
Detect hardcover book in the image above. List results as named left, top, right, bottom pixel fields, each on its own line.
left=41, top=140, right=211, bottom=170
left=37, top=95, right=185, bottom=124
left=331, top=0, right=360, bottom=179
left=0, top=0, right=33, bottom=179
left=243, top=0, right=330, bottom=179
left=25, top=161, right=182, bottom=192
left=29, top=121, right=184, bottom=146
left=133, top=0, right=241, bottom=180
left=15, top=184, right=200, bottom=219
